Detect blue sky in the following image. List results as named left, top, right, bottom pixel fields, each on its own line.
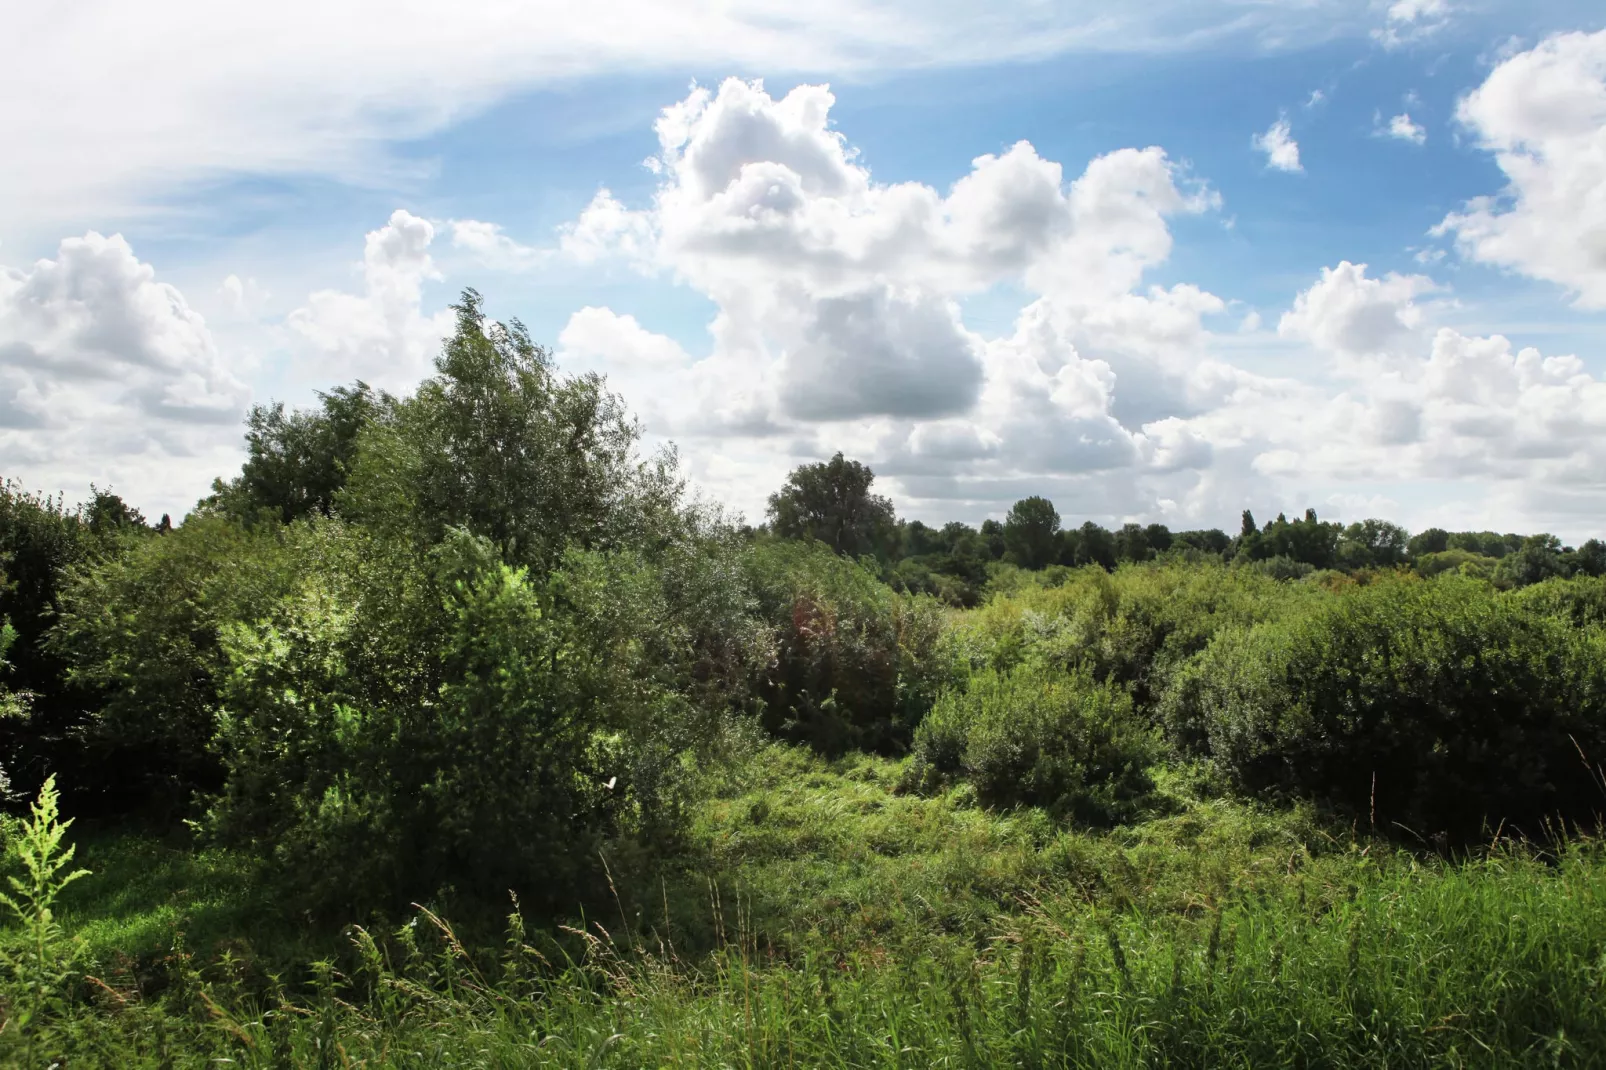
left=3, top=1, right=1605, bottom=537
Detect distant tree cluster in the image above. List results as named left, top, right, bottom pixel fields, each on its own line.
left=762, top=453, right=1606, bottom=605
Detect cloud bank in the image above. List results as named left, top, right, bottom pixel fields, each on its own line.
left=7, top=26, right=1606, bottom=536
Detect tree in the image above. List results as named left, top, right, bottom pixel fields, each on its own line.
left=1246, top=509, right=1340, bottom=569
left=1575, top=539, right=1606, bottom=578
left=341, top=290, right=671, bottom=570
left=1003, top=496, right=1061, bottom=569
left=209, top=382, right=388, bottom=524
left=1408, top=527, right=1449, bottom=558
left=767, top=453, right=897, bottom=558
left=197, top=291, right=756, bottom=914
left=1493, top=534, right=1566, bottom=588
left=1338, top=519, right=1410, bottom=569
left=979, top=519, right=1007, bottom=560
left=1173, top=529, right=1231, bottom=556
left=1114, top=523, right=1153, bottom=563
left=1075, top=522, right=1117, bottom=570
left=0, top=482, right=142, bottom=809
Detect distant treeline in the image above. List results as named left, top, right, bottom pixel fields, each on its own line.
left=762, top=453, right=1605, bottom=606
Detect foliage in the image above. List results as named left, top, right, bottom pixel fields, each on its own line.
left=52, top=516, right=297, bottom=813
left=340, top=289, right=675, bottom=571
left=908, top=663, right=1158, bottom=822
left=207, top=524, right=719, bottom=916
left=1414, top=547, right=1495, bottom=580
left=1336, top=518, right=1409, bottom=568
left=1167, top=574, right=1606, bottom=841
left=1002, top=495, right=1060, bottom=569
left=28, top=282, right=1606, bottom=1063
left=950, top=561, right=1309, bottom=715
left=0, top=775, right=90, bottom=1061
left=1241, top=554, right=1315, bottom=581
left=53, top=291, right=759, bottom=918
left=206, top=381, right=389, bottom=524
left=748, top=539, right=953, bottom=756
left=1236, top=508, right=1340, bottom=569
left=0, top=481, right=147, bottom=806
left=0, top=621, right=30, bottom=728
left=15, top=757, right=1606, bottom=1067
left=767, top=453, right=897, bottom=559
left=1493, top=533, right=1569, bottom=588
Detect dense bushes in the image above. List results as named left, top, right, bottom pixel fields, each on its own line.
left=748, top=539, right=952, bottom=756
left=1167, top=574, right=1606, bottom=841
left=43, top=293, right=764, bottom=918
left=53, top=517, right=296, bottom=811
left=948, top=562, right=1308, bottom=711
left=0, top=483, right=147, bottom=808
left=206, top=524, right=751, bottom=916
left=911, top=564, right=1606, bottom=842
left=908, top=662, right=1157, bottom=821
left=20, top=282, right=1606, bottom=921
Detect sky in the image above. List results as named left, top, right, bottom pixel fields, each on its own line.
left=3, top=1, right=1606, bottom=539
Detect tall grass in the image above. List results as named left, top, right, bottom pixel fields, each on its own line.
left=17, top=843, right=1606, bottom=1067
left=8, top=759, right=1606, bottom=1067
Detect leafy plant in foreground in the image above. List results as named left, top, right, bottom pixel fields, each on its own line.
left=0, top=775, right=90, bottom=1058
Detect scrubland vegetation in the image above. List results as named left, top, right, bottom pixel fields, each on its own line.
left=4, top=292, right=1606, bottom=1065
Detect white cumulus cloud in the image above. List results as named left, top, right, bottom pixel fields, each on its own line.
left=0, top=233, right=249, bottom=514
left=550, top=77, right=1237, bottom=522
left=287, top=210, right=455, bottom=391
left=1278, top=261, right=1439, bottom=358
left=1437, top=29, right=1606, bottom=307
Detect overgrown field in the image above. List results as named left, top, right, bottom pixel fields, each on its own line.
left=5, top=292, right=1606, bottom=1065
left=11, top=758, right=1606, bottom=1066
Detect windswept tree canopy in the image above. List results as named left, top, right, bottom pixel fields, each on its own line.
left=208, top=382, right=389, bottom=524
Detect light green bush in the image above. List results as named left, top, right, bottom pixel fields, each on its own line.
left=909, top=663, right=1158, bottom=823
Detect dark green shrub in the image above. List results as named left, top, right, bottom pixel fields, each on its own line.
left=0, top=483, right=147, bottom=808
left=1166, top=574, right=1606, bottom=841
left=53, top=516, right=296, bottom=813
left=908, top=663, right=1158, bottom=822
left=748, top=539, right=953, bottom=756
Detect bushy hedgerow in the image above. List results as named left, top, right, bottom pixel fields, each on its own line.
left=1509, top=574, right=1606, bottom=628
left=747, top=539, right=956, bottom=756
left=906, top=662, right=1158, bottom=823
left=1163, top=574, right=1606, bottom=841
